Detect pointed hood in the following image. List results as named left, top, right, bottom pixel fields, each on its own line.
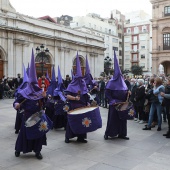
left=29, top=49, right=38, bottom=84
left=84, top=55, right=93, bottom=85
left=23, top=64, right=29, bottom=83
left=66, top=52, right=88, bottom=95
left=47, top=66, right=57, bottom=97
left=18, top=49, right=43, bottom=100
left=75, top=52, right=82, bottom=78
left=53, top=66, right=66, bottom=101
left=106, top=51, right=127, bottom=91
left=26, top=63, right=29, bottom=77
left=46, top=70, right=51, bottom=82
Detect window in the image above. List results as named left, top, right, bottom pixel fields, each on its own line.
left=140, top=35, right=146, bottom=40
left=124, top=37, right=130, bottom=42
left=134, top=27, right=139, bottom=34
left=140, top=63, right=145, bottom=68
left=125, top=55, right=130, bottom=60
left=133, top=36, right=138, bottom=42
left=142, top=26, right=147, bottom=32
left=119, top=59, right=122, bottom=64
left=163, top=33, right=170, bottom=50
left=113, top=46, right=118, bottom=51
left=133, top=45, right=138, bottom=51
left=118, top=33, right=122, bottom=38
left=165, top=6, right=170, bottom=16
left=112, top=38, right=118, bottom=43
left=125, top=64, right=130, bottom=69
left=127, top=28, right=131, bottom=33
left=125, top=46, right=130, bottom=51
left=141, top=55, right=145, bottom=59
left=132, top=54, right=137, bottom=61
left=141, top=46, right=145, bottom=49
left=119, top=50, right=122, bottom=56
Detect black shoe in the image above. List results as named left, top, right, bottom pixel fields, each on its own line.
left=15, top=151, right=20, bottom=157
left=157, top=127, right=161, bottom=131
left=15, top=130, right=19, bottom=134
left=118, top=135, right=129, bottom=140
left=104, top=134, right=108, bottom=140
left=65, top=138, right=70, bottom=143
left=143, top=127, right=151, bottom=130
left=77, top=138, right=87, bottom=143
left=35, top=153, right=43, bottom=160
left=166, top=134, right=170, bottom=138
left=163, top=131, right=170, bottom=136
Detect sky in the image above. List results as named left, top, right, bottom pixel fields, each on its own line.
left=10, top=0, right=152, bottom=18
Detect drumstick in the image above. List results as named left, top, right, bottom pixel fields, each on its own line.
left=77, top=90, right=81, bottom=97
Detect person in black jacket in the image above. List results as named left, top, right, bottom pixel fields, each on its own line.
left=129, top=79, right=138, bottom=120
left=124, top=75, right=131, bottom=91
left=160, top=77, right=170, bottom=138
left=14, top=74, right=23, bottom=89
left=134, top=79, right=146, bottom=124
left=64, top=75, right=71, bottom=89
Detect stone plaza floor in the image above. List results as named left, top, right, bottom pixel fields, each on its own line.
left=0, top=99, right=170, bottom=170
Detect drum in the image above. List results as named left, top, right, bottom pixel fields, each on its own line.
left=67, top=106, right=102, bottom=134
left=25, top=110, right=53, bottom=140
left=115, top=101, right=135, bottom=120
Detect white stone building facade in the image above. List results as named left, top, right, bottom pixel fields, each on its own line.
left=70, top=13, right=120, bottom=69
left=0, top=1, right=105, bottom=79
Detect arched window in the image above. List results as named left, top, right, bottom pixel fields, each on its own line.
left=35, top=52, right=50, bottom=63
left=72, top=56, right=85, bottom=75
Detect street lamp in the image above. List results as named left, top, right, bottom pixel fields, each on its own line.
left=36, top=44, right=50, bottom=76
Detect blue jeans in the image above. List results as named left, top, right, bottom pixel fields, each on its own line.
left=148, top=102, right=162, bottom=128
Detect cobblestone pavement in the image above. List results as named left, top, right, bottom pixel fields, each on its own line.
left=0, top=99, right=170, bottom=170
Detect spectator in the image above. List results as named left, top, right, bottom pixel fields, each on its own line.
left=98, top=77, right=105, bottom=107
left=129, top=79, right=138, bottom=121
left=143, top=77, right=165, bottom=131
left=38, top=75, right=50, bottom=91
left=14, top=74, right=23, bottom=89
left=64, top=75, right=71, bottom=88
left=124, top=75, right=131, bottom=91
left=135, top=79, right=146, bottom=124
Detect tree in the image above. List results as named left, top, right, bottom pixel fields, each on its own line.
left=131, top=65, right=143, bottom=76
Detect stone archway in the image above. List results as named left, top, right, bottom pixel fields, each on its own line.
left=0, top=53, right=3, bottom=79
left=72, top=56, right=85, bottom=76
left=0, top=47, right=6, bottom=79
left=160, top=61, right=170, bottom=76
left=35, top=52, right=52, bottom=78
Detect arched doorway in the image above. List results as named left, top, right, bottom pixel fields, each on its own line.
left=72, top=56, right=85, bottom=76
left=160, top=61, right=170, bottom=76
left=35, top=52, right=52, bottom=78
left=0, top=51, right=4, bottom=79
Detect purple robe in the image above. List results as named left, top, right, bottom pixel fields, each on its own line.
left=14, top=95, right=47, bottom=153
left=53, top=99, right=67, bottom=129
left=105, top=89, right=128, bottom=137
left=65, top=92, right=89, bottom=139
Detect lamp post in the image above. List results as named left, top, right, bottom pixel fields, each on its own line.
left=36, top=44, right=49, bottom=76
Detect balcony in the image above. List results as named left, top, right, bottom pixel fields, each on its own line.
left=131, top=41, right=139, bottom=44
left=130, top=50, right=139, bottom=53
left=130, top=59, right=139, bottom=63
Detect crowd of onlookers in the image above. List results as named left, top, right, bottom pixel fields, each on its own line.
left=1, top=73, right=170, bottom=136
left=0, top=74, right=23, bottom=99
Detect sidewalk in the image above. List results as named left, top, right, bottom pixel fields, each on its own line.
left=0, top=99, right=170, bottom=170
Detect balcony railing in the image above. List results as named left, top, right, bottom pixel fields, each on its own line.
left=124, top=30, right=149, bottom=35
left=131, top=41, right=139, bottom=44
left=130, top=50, right=139, bottom=53
left=130, top=59, right=139, bottom=63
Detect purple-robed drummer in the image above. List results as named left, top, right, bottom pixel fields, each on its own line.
left=14, top=49, right=47, bottom=160
left=104, top=51, right=130, bottom=140
left=65, top=53, right=90, bottom=143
